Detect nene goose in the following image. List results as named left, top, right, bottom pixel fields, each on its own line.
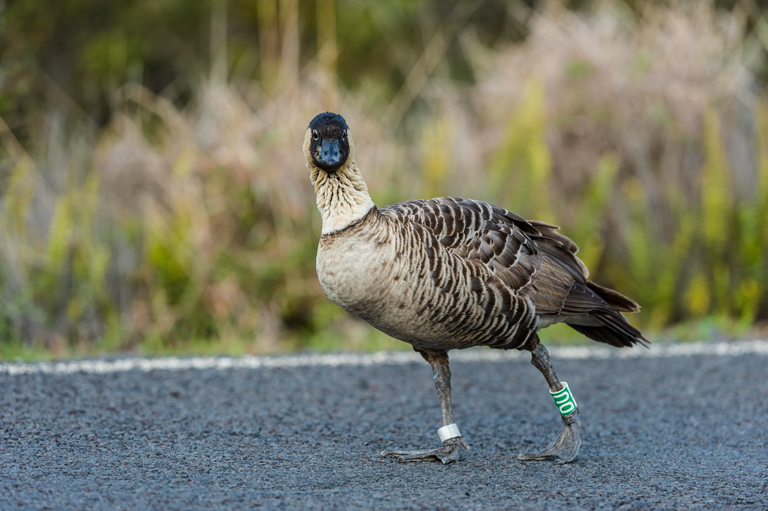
left=304, top=111, right=647, bottom=464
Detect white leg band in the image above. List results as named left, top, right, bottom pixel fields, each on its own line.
left=437, top=423, right=462, bottom=442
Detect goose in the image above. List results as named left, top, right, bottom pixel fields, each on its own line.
left=303, top=111, right=648, bottom=464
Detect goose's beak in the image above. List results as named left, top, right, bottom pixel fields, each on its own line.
left=319, top=139, right=342, bottom=167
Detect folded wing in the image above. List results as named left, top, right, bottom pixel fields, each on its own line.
left=381, top=197, right=647, bottom=348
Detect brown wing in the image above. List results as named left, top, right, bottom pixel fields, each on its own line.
left=381, top=197, right=646, bottom=348
left=380, top=197, right=583, bottom=312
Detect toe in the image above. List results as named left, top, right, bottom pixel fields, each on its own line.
left=516, top=452, right=550, bottom=461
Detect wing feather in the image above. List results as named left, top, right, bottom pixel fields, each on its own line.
left=379, top=197, right=646, bottom=348
left=380, top=197, right=582, bottom=313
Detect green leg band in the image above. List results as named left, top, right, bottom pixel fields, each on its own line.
left=550, top=381, right=577, bottom=416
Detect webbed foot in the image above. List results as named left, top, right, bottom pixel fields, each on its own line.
left=516, top=413, right=580, bottom=464
left=380, top=436, right=470, bottom=464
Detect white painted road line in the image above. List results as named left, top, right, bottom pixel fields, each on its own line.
left=1, top=339, right=766, bottom=376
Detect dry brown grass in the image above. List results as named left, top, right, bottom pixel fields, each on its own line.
left=1, top=2, right=766, bottom=358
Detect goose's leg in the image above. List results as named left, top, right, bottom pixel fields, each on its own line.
left=516, top=342, right=581, bottom=464
left=380, top=350, right=470, bottom=464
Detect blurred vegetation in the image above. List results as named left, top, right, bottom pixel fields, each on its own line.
left=1, top=0, right=768, bottom=359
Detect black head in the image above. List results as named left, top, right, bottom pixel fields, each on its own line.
left=307, top=112, right=350, bottom=172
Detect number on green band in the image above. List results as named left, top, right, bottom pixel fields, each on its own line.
left=550, top=381, right=577, bottom=416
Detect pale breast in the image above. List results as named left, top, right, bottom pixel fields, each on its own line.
left=316, top=212, right=439, bottom=345
left=316, top=230, right=394, bottom=317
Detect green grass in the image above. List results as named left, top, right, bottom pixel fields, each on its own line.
left=3, top=317, right=764, bottom=364
left=1, top=2, right=766, bottom=359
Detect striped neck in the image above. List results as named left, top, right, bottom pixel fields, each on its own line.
left=310, top=159, right=375, bottom=235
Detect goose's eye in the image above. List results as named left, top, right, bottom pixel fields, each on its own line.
left=342, top=130, right=347, bottom=140
left=312, top=130, right=319, bottom=141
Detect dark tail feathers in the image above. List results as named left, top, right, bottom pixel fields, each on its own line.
left=566, top=281, right=648, bottom=348
left=568, top=309, right=649, bottom=348
left=586, top=280, right=640, bottom=313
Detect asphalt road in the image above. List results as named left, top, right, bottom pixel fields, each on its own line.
left=1, top=342, right=767, bottom=510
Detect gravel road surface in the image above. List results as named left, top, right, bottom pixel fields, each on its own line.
left=2, top=341, right=767, bottom=510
